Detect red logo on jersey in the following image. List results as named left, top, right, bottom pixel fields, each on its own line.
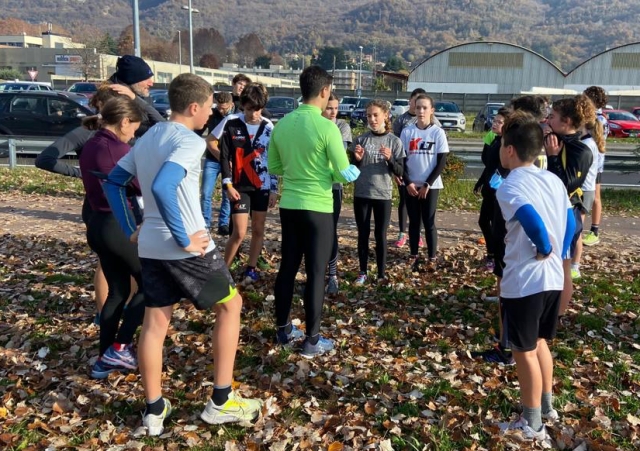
left=409, top=138, right=422, bottom=151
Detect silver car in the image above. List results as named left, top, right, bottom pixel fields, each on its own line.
left=434, top=101, right=466, bottom=133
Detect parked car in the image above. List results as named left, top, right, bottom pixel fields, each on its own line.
left=472, top=102, right=505, bottom=132
left=348, top=98, right=373, bottom=127
left=150, top=90, right=171, bottom=119
left=391, top=99, right=409, bottom=117
left=602, top=109, right=640, bottom=138
left=65, top=82, right=99, bottom=99
left=265, top=96, right=298, bottom=123
left=631, top=107, right=640, bottom=120
left=0, top=91, right=93, bottom=137
left=434, top=101, right=466, bottom=133
left=0, top=82, right=53, bottom=92
left=338, top=96, right=362, bottom=119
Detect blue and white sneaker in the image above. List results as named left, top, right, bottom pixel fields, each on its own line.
left=300, top=336, right=334, bottom=359
left=244, top=268, right=260, bottom=283
left=91, top=359, right=124, bottom=379
left=276, top=324, right=304, bottom=345
left=102, top=344, right=138, bottom=370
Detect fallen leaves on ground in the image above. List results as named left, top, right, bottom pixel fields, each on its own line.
left=1, top=196, right=639, bottom=450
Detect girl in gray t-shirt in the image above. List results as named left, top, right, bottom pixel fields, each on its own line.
left=351, top=100, right=405, bottom=284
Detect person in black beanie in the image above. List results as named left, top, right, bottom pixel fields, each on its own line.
left=109, top=55, right=165, bottom=137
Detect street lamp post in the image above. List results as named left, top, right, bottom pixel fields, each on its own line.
left=357, top=45, right=363, bottom=96
left=178, top=30, right=182, bottom=73
left=181, top=2, right=200, bottom=74
left=133, top=0, right=141, bottom=57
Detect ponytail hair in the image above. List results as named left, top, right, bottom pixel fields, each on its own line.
left=585, top=117, right=606, bottom=154
left=366, top=99, right=392, bottom=133
left=82, top=96, right=144, bottom=131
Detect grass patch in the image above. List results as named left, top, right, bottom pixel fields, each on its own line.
left=575, top=314, right=607, bottom=331
left=0, top=167, right=83, bottom=197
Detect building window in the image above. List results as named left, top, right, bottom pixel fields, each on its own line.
left=449, top=52, right=524, bottom=68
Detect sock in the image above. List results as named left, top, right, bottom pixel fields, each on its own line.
left=307, top=334, right=319, bottom=346
left=541, top=392, right=554, bottom=414
left=113, top=343, right=126, bottom=351
left=590, top=224, right=599, bottom=236
left=212, top=385, right=232, bottom=406
left=571, top=263, right=580, bottom=271
left=145, top=396, right=165, bottom=416
left=523, top=405, right=543, bottom=432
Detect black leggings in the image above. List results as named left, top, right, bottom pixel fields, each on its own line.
left=406, top=189, right=440, bottom=258
left=275, top=208, right=333, bottom=337
left=397, top=185, right=408, bottom=233
left=86, top=212, right=145, bottom=355
left=492, top=197, right=507, bottom=278
left=478, top=189, right=496, bottom=256
left=328, top=188, right=342, bottom=277
left=354, top=197, right=392, bottom=278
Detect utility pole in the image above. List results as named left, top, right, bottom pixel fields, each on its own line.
left=178, top=30, right=182, bottom=73
left=133, top=0, right=141, bottom=57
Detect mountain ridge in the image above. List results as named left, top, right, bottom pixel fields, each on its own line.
left=0, top=0, right=637, bottom=71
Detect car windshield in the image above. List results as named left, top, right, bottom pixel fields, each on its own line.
left=70, top=84, right=97, bottom=93
left=340, top=97, right=360, bottom=104
left=152, top=94, right=169, bottom=104
left=266, top=98, right=295, bottom=109
left=435, top=103, right=460, bottom=113
left=488, top=106, right=502, bottom=115
left=355, top=98, right=371, bottom=108
left=608, top=111, right=639, bottom=121
left=393, top=100, right=408, bottom=106
left=0, top=83, right=31, bottom=92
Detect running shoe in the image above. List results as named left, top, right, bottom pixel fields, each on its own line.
left=471, top=345, right=515, bottom=365
left=418, top=236, right=424, bottom=248
left=502, top=415, right=549, bottom=440
left=542, top=408, right=559, bottom=421
left=300, top=336, right=334, bottom=359
left=200, top=392, right=262, bottom=424
left=244, top=268, right=260, bottom=282
left=143, top=399, right=172, bottom=436
left=91, top=359, right=126, bottom=379
left=102, top=344, right=137, bottom=370
left=582, top=231, right=600, bottom=246
left=355, top=273, right=367, bottom=285
left=276, top=324, right=304, bottom=345
left=394, top=233, right=407, bottom=248
left=326, top=276, right=339, bottom=295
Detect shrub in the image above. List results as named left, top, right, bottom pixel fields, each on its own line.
left=0, top=69, right=23, bottom=81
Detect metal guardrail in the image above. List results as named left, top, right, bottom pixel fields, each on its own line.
left=1, top=136, right=639, bottom=179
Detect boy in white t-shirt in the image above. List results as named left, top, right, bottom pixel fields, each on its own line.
left=104, top=74, right=261, bottom=436
left=496, top=111, right=575, bottom=440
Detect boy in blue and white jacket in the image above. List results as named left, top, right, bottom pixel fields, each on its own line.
left=496, top=111, right=575, bottom=441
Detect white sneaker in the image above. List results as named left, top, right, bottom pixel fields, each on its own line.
left=200, top=391, right=262, bottom=425
left=542, top=408, right=559, bottom=421
left=502, top=415, right=549, bottom=440
left=142, top=399, right=172, bottom=436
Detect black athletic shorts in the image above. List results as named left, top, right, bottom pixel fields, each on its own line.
left=231, top=190, right=269, bottom=215
left=500, top=290, right=561, bottom=352
left=140, top=248, right=236, bottom=310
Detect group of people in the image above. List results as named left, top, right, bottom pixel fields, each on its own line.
left=34, top=53, right=606, bottom=441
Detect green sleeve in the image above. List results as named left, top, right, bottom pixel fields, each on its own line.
left=327, top=126, right=351, bottom=183
left=483, top=130, right=496, bottom=146
left=267, top=130, right=283, bottom=175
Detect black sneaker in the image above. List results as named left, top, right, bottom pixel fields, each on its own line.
left=217, top=225, right=230, bottom=236
left=471, top=345, right=515, bottom=365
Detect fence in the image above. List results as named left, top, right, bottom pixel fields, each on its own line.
left=2, top=137, right=638, bottom=188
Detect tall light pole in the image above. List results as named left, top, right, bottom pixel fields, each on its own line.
left=178, top=30, right=182, bottom=73
left=181, top=2, right=200, bottom=74
left=133, top=0, right=141, bottom=57
left=357, top=45, right=363, bottom=96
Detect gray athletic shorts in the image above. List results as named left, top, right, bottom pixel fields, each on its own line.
left=582, top=190, right=595, bottom=214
